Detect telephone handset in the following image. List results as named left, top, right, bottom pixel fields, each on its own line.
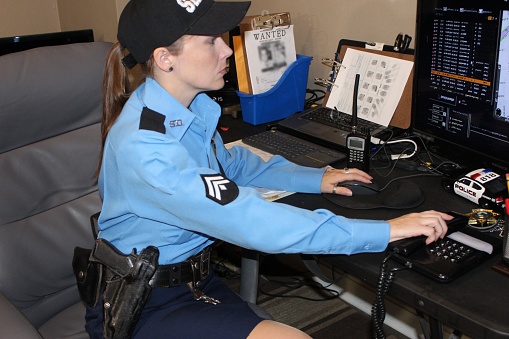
left=389, top=211, right=469, bottom=256
left=388, top=211, right=502, bottom=282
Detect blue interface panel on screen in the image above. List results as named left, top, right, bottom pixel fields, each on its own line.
left=413, top=0, right=509, bottom=171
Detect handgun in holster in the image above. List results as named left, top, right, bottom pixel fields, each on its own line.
left=101, top=243, right=159, bottom=338
left=73, top=239, right=159, bottom=339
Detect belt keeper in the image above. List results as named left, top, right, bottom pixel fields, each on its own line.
left=190, top=249, right=211, bottom=289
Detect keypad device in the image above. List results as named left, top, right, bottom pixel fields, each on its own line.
left=428, top=238, right=476, bottom=264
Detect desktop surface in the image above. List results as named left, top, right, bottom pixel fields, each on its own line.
left=218, top=115, right=509, bottom=339
left=278, top=168, right=509, bottom=339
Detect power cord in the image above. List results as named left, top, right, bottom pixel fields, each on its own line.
left=371, top=137, right=418, bottom=160
left=304, top=89, right=326, bottom=109
left=258, top=274, right=342, bottom=301
left=371, top=253, right=411, bottom=339
left=376, top=172, right=442, bottom=192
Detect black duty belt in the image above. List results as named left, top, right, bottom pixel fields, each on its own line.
left=150, top=249, right=211, bottom=287
left=91, top=238, right=211, bottom=288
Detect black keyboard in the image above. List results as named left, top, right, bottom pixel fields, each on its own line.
left=301, top=106, right=382, bottom=134
left=242, top=130, right=345, bottom=168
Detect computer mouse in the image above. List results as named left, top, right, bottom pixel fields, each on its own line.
left=337, top=180, right=380, bottom=195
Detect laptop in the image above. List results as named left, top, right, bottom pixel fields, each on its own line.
left=242, top=39, right=414, bottom=166
left=242, top=128, right=346, bottom=168
left=275, top=39, right=415, bottom=149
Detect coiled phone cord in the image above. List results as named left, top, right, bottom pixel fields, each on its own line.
left=371, top=253, right=411, bottom=339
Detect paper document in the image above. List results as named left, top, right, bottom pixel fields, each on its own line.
left=326, top=48, right=414, bottom=127
left=225, top=139, right=273, bottom=161
left=244, top=25, right=296, bottom=94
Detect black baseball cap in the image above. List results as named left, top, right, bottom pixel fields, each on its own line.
left=118, top=0, right=251, bottom=68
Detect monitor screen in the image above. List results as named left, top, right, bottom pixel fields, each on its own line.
left=413, top=0, right=509, bottom=172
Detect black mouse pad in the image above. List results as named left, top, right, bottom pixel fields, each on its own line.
left=324, top=180, right=425, bottom=210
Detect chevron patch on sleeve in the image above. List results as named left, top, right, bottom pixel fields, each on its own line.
left=200, top=174, right=239, bottom=205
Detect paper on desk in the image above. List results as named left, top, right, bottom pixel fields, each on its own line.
left=225, top=139, right=273, bottom=161
left=225, top=140, right=294, bottom=201
left=326, top=48, right=414, bottom=127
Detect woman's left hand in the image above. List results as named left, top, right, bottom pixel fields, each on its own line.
left=320, top=167, right=373, bottom=196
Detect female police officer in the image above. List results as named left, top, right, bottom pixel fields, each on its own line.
left=86, top=0, right=451, bottom=337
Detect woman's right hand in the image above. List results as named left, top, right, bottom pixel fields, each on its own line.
left=387, top=210, right=453, bottom=244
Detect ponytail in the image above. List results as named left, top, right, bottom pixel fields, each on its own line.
left=95, top=42, right=134, bottom=176
left=96, top=37, right=188, bottom=176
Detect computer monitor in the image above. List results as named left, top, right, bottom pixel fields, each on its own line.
left=0, top=29, right=94, bottom=56
left=412, top=0, right=509, bottom=172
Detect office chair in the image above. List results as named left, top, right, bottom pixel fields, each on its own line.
left=0, top=41, right=112, bottom=338
left=0, top=40, right=270, bottom=339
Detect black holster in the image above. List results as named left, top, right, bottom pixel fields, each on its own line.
left=101, top=244, right=159, bottom=339
left=72, top=246, right=102, bottom=307
left=73, top=239, right=159, bottom=339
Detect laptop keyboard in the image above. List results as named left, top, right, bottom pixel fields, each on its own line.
left=301, top=106, right=382, bottom=134
left=242, top=129, right=345, bottom=167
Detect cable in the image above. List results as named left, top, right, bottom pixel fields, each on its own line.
left=371, top=253, right=411, bottom=339
left=371, top=137, right=418, bottom=160
left=304, top=89, right=326, bottom=109
left=369, top=132, right=417, bottom=174
left=258, top=275, right=342, bottom=301
left=214, top=249, right=346, bottom=303
left=405, top=134, right=462, bottom=175
left=377, top=172, right=441, bottom=192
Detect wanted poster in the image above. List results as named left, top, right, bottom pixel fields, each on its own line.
left=244, top=25, right=296, bottom=94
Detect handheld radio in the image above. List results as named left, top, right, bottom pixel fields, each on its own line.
left=346, top=74, right=370, bottom=172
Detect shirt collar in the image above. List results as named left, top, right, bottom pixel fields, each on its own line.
left=138, top=78, right=221, bottom=140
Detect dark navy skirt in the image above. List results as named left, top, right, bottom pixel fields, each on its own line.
left=85, top=273, right=264, bottom=338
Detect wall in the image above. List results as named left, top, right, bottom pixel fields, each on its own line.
left=0, top=0, right=128, bottom=42
left=57, top=0, right=128, bottom=42
left=0, top=0, right=417, bottom=89
left=246, top=0, right=418, bottom=89
left=0, top=0, right=60, bottom=37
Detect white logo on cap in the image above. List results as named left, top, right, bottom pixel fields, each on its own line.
left=176, top=0, right=202, bottom=13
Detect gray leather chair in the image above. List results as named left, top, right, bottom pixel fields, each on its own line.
left=0, top=41, right=112, bottom=338
left=0, top=40, right=271, bottom=339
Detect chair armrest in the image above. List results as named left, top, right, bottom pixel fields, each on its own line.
left=0, top=292, right=42, bottom=339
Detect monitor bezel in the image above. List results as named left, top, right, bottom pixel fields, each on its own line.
left=0, top=29, right=94, bottom=56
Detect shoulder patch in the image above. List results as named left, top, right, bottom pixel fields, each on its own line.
left=200, top=174, right=239, bottom=205
left=140, top=107, right=166, bottom=134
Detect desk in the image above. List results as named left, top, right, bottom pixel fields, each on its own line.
left=284, top=172, right=509, bottom=339
left=218, top=115, right=509, bottom=339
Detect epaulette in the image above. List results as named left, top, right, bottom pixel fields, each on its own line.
left=139, top=107, right=166, bottom=134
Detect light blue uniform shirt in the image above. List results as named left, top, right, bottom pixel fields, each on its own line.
left=98, top=78, right=390, bottom=264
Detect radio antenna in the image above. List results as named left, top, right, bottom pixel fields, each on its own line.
left=352, top=73, right=360, bottom=132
